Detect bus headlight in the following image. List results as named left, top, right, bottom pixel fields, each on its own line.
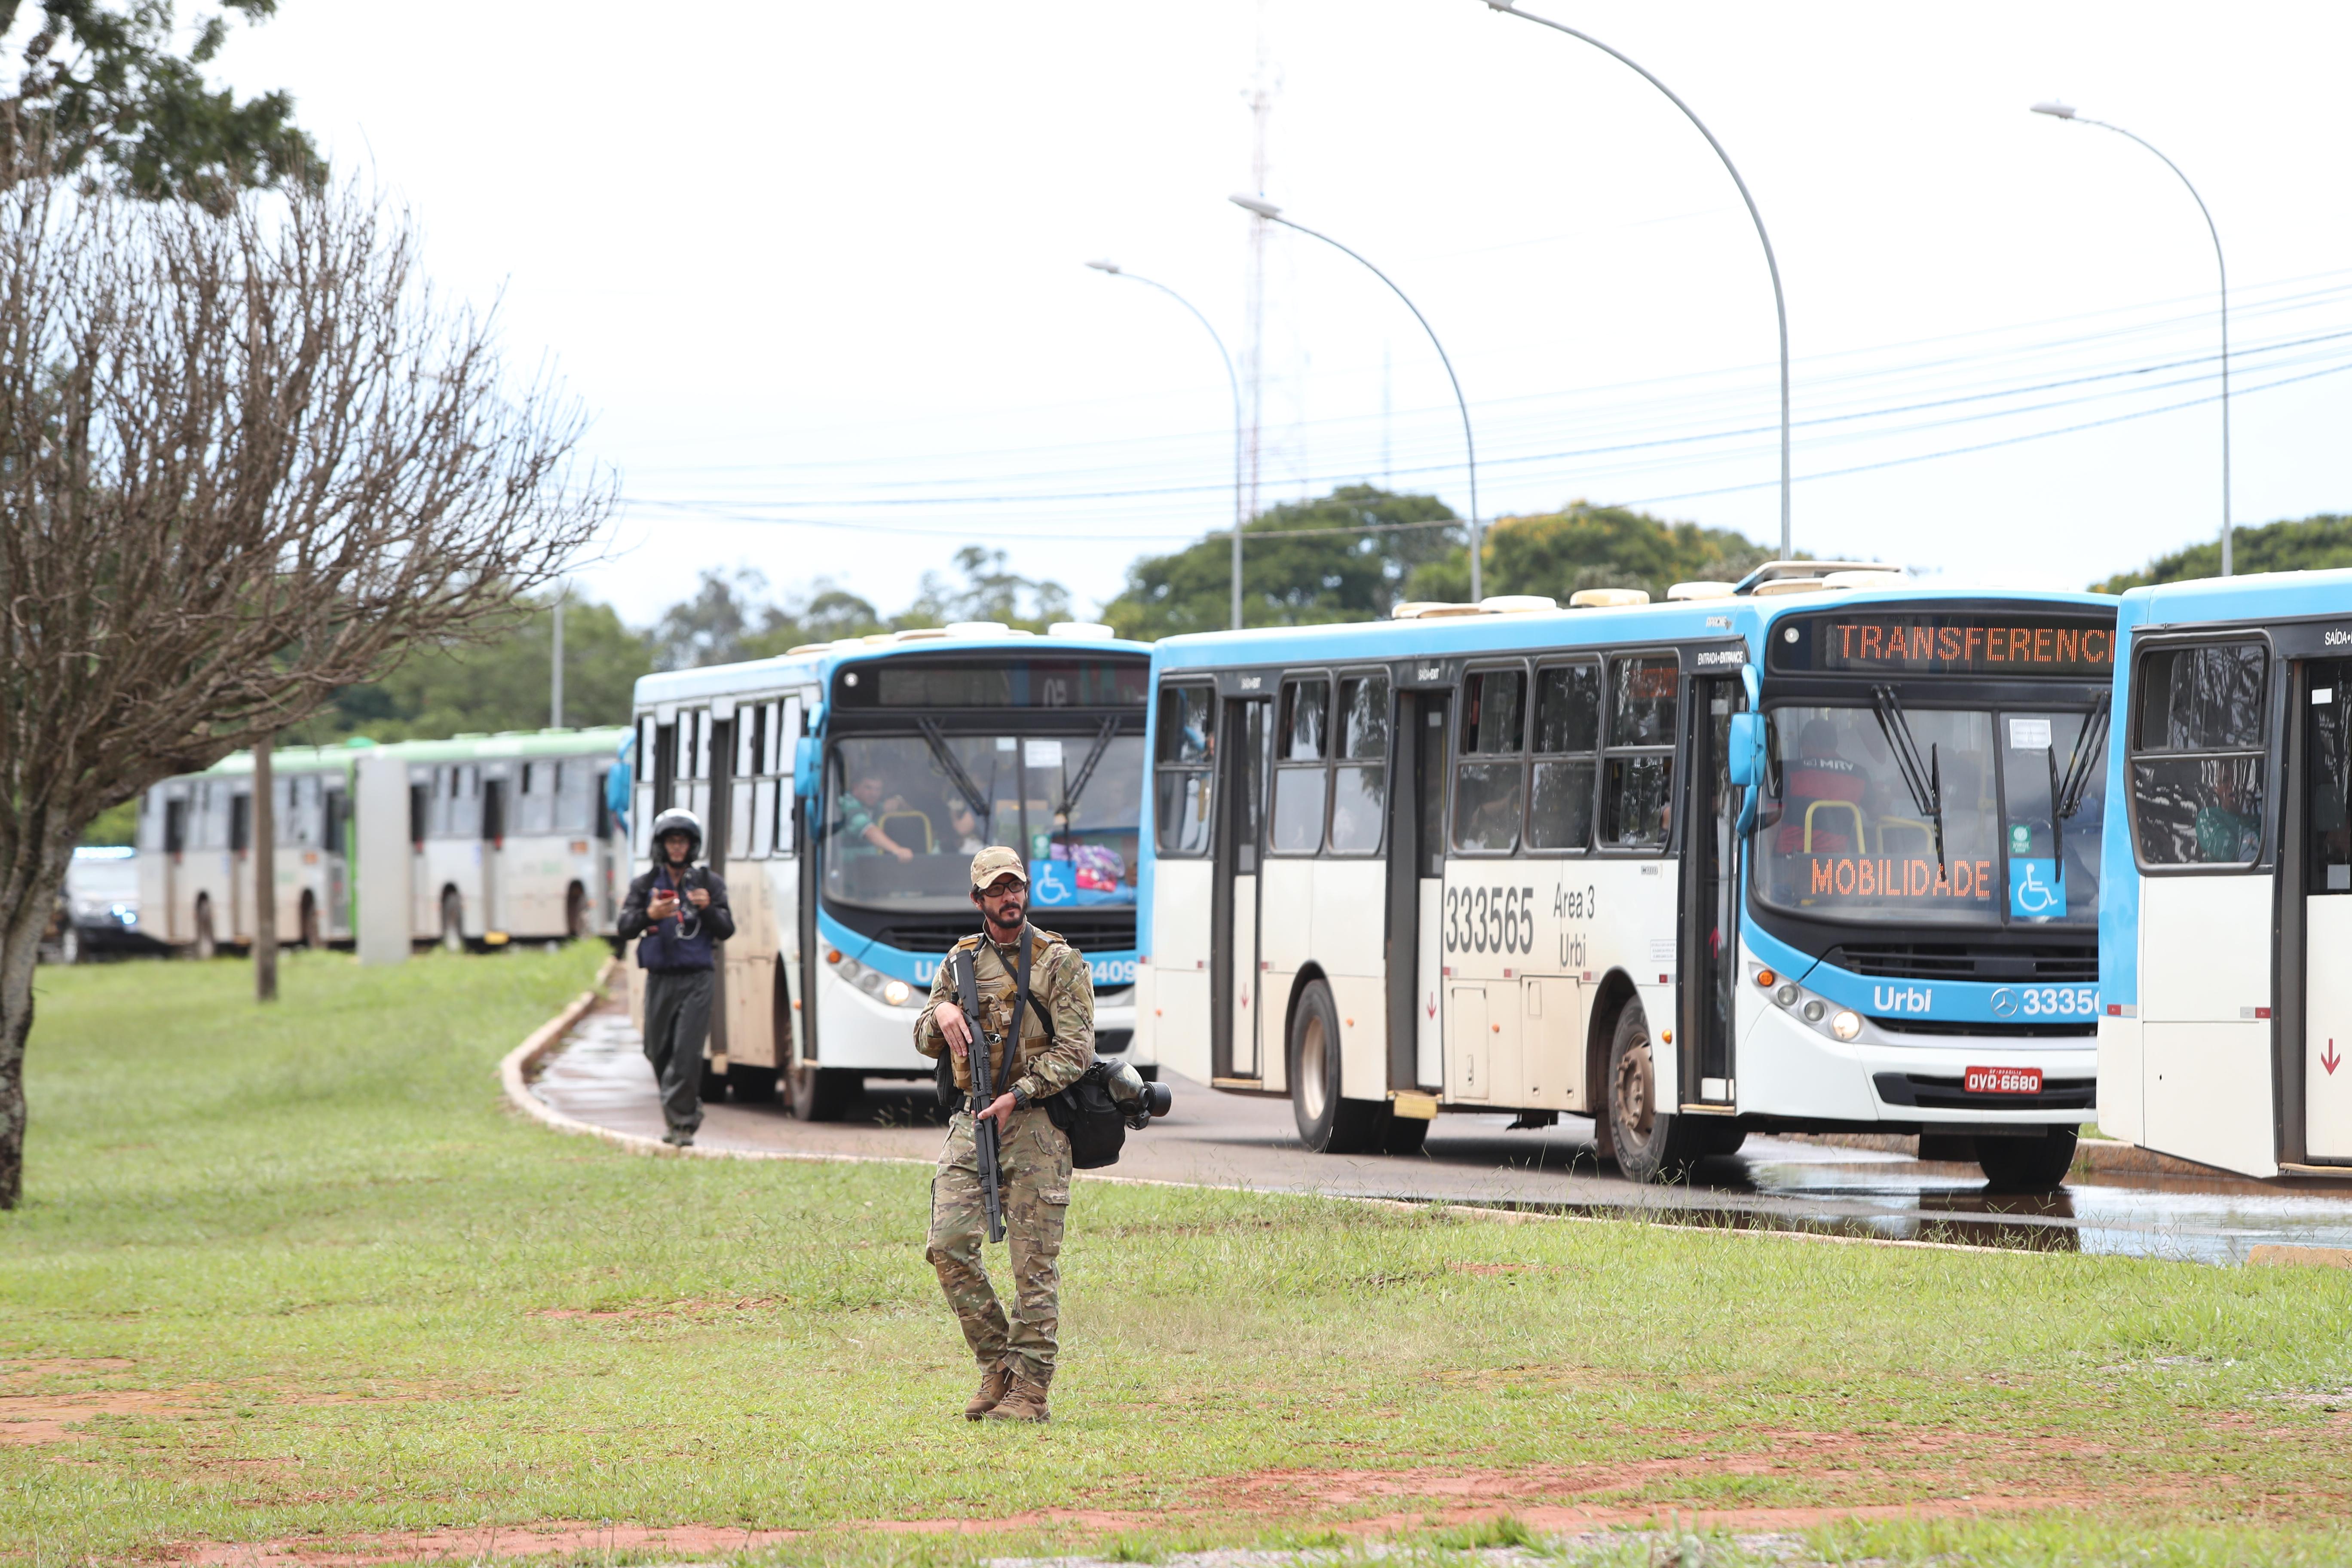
left=1831, top=1009, right=1862, bottom=1041
left=833, top=953, right=921, bottom=1009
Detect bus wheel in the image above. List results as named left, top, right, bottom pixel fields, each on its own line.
left=1289, top=979, right=1386, bottom=1154
left=729, top=1066, right=778, bottom=1103
left=1978, top=1128, right=2078, bottom=1191
left=785, top=1062, right=857, bottom=1122
left=439, top=890, right=465, bottom=953
left=298, top=892, right=320, bottom=949
left=1605, top=1001, right=1707, bottom=1183
left=193, top=898, right=216, bottom=961
left=564, top=883, right=587, bottom=940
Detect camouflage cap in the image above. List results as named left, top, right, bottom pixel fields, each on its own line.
left=969, top=845, right=1028, bottom=889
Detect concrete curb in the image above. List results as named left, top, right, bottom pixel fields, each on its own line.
left=498, top=989, right=2031, bottom=1259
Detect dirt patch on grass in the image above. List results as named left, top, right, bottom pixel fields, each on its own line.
left=530, top=1297, right=780, bottom=1323
left=178, top=1522, right=807, bottom=1567
left=0, top=1390, right=192, bottom=1445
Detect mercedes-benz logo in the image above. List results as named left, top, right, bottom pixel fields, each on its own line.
left=1989, top=986, right=2019, bottom=1017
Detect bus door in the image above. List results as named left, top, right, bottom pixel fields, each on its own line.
left=1386, top=687, right=1449, bottom=1092
left=2295, top=658, right=2352, bottom=1164
left=162, top=794, right=187, bottom=943
left=1211, top=693, right=1271, bottom=1079
left=481, top=774, right=507, bottom=936
left=1677, top=672, right=1744, bottom=1111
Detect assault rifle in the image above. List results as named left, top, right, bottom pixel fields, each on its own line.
left=950, top=946, right=1008, bottom=1244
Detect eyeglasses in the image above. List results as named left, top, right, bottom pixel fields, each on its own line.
left=979, top=879, right=1026, bottom=899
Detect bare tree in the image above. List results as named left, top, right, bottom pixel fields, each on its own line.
left=0, top=166, right=613, bottom=1207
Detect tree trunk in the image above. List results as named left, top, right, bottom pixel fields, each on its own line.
left=254, top=738, right=277, bottom=1002
left=0, top=833, right=76, bottom=1209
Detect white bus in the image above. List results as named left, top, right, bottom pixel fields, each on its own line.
left=626, top=625, right=1151, bottom=1115
left=2096, top=569, right=2352, bottom=1180
left=137, top=729, right=629, bottom=956
left=1135, top=568, right=2119, bottom=1188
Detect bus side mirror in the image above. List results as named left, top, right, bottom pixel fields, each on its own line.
left=793, top=736, right=819, bottom=799
left=1726, top=712, right=1765, bottom=788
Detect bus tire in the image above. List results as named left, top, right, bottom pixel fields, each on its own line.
left=1978, top=1127, right=2077, bottom=1191
left=785, top=1062, right=857, bottom=1122
left=564, top=882, right=587, bottom=940
left=298, top=892, right=320, bottom=949
left=729, top=1065, right=778, bottom=1103
left=1604, top=1000, right=1709, bottom=1184
left=193, top=898, right=217, bottom=961
left=1289, top=979, right=1386, bottom=1154
left=439, top=889, right=465, bottom=953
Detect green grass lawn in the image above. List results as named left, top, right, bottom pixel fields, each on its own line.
left=6, top=950, right=2352, bottom=1568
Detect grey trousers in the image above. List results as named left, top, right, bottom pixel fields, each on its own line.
left=642, top=966, right=715, bottom=1133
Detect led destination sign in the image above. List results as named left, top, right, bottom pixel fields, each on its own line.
left=1770, top=613, right=2116, bottom=678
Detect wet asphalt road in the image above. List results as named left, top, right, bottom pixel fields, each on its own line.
left=533, top=1004, right=2352, bottom=1265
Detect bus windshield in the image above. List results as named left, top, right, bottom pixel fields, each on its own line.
left=822, top=732, right=1143, bottom=913
left=1753, top=704, right=2101, bottom=927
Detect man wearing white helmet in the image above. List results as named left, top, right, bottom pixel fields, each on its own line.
left=616, top=807, right=736, bottom=1146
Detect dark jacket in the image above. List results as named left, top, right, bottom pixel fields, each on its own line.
left=618, top=862, right=735, bottom=971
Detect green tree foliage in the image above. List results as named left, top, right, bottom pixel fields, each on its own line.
left=80, top=798, right=135, bottom=844
left=897, top=545, right=1071, bottom=632
left=1406, top=501, right=1773, bottom=606
left=285, top=593, right=655, bottom=744
left=1102, top=485, right=1461, bottom=639
left=650, top=567, right=882, bottom=670
left=2095, top=513, right=2352, bottom=594
left=3, top=1, right=320, bottom=205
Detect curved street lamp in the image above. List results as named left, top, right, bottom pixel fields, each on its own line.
left=1479, top=0, right=1792, bottom=561
left=1085, top=260, right=1248, bottom=629
left=1229, top=194, right=1486, bottom=600
left=2032, top=102, right=2233, bottom=576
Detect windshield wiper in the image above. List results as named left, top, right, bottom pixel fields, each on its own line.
left=917, top=718, right=996, bottom=830
left=1870, top=684, right=1946, bottom=875
left=2051, top=692, right=2112, bottom=821
left=1052, top=717, right=1121, bottom=830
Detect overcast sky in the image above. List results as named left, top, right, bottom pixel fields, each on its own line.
left=214, top=2, right=2351, bottom=624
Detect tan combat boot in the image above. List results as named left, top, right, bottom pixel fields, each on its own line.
left=983, top=1366, right=1050, bottom=1424
left=965, top=1360, right=1015, bottom=1421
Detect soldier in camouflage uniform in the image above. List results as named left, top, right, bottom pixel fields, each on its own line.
left=913, top=845, right=1095, bottom=1424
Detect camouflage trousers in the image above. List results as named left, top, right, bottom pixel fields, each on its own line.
left=925, top=1102, right=1073, bottom=1381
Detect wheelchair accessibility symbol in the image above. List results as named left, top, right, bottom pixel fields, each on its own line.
left=2008, top=857, right=2062, bottom=919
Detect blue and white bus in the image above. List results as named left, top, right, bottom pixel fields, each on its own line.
left=628, top=623, right=1152, bottom=1117
left=1133, top=567, right=2117, bottom=1187
left=2097, top=569, right=2352, bottom=1181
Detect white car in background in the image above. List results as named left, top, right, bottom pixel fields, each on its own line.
left=42, top=846, right=160, bottom=964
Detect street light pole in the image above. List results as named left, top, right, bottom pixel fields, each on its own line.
left=1086, top=260, right=1249, bottom=630
left=1478, top=1, right=1792, bottom=562
left=2032, top=103, right=2233, bottom=576
left=1228, top=195, right=1486, bottom=600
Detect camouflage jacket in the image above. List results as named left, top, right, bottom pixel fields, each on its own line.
left=914, top=926, right=1094, bottom=1104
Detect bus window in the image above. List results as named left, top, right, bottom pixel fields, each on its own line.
left=1327, top=672, right=1389, bottom=855
left=1452, top=667, right=1525, bottom=853
left=1601, top=656, right=1677, bottom=851
left=1154, top=685, right=1216, bottom=857
left=2001, top=709, right=2104, bottom=922
left=1526, top=662, right=1599, bottom=852
left=2129, top=641, right=2268, bottom=868
left=1271, top=677, right=1330, bottom=854
left=2309, top=662, right=2352, bottom=892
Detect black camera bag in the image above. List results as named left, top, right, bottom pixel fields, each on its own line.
left=1041, top=1062, right=1126, bottom=1170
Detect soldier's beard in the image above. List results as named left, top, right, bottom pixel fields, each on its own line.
left=980, top=897, right=1025, bottom=940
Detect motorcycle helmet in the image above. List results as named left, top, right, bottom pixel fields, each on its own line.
left=648, top=806, right=704, bottom=863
